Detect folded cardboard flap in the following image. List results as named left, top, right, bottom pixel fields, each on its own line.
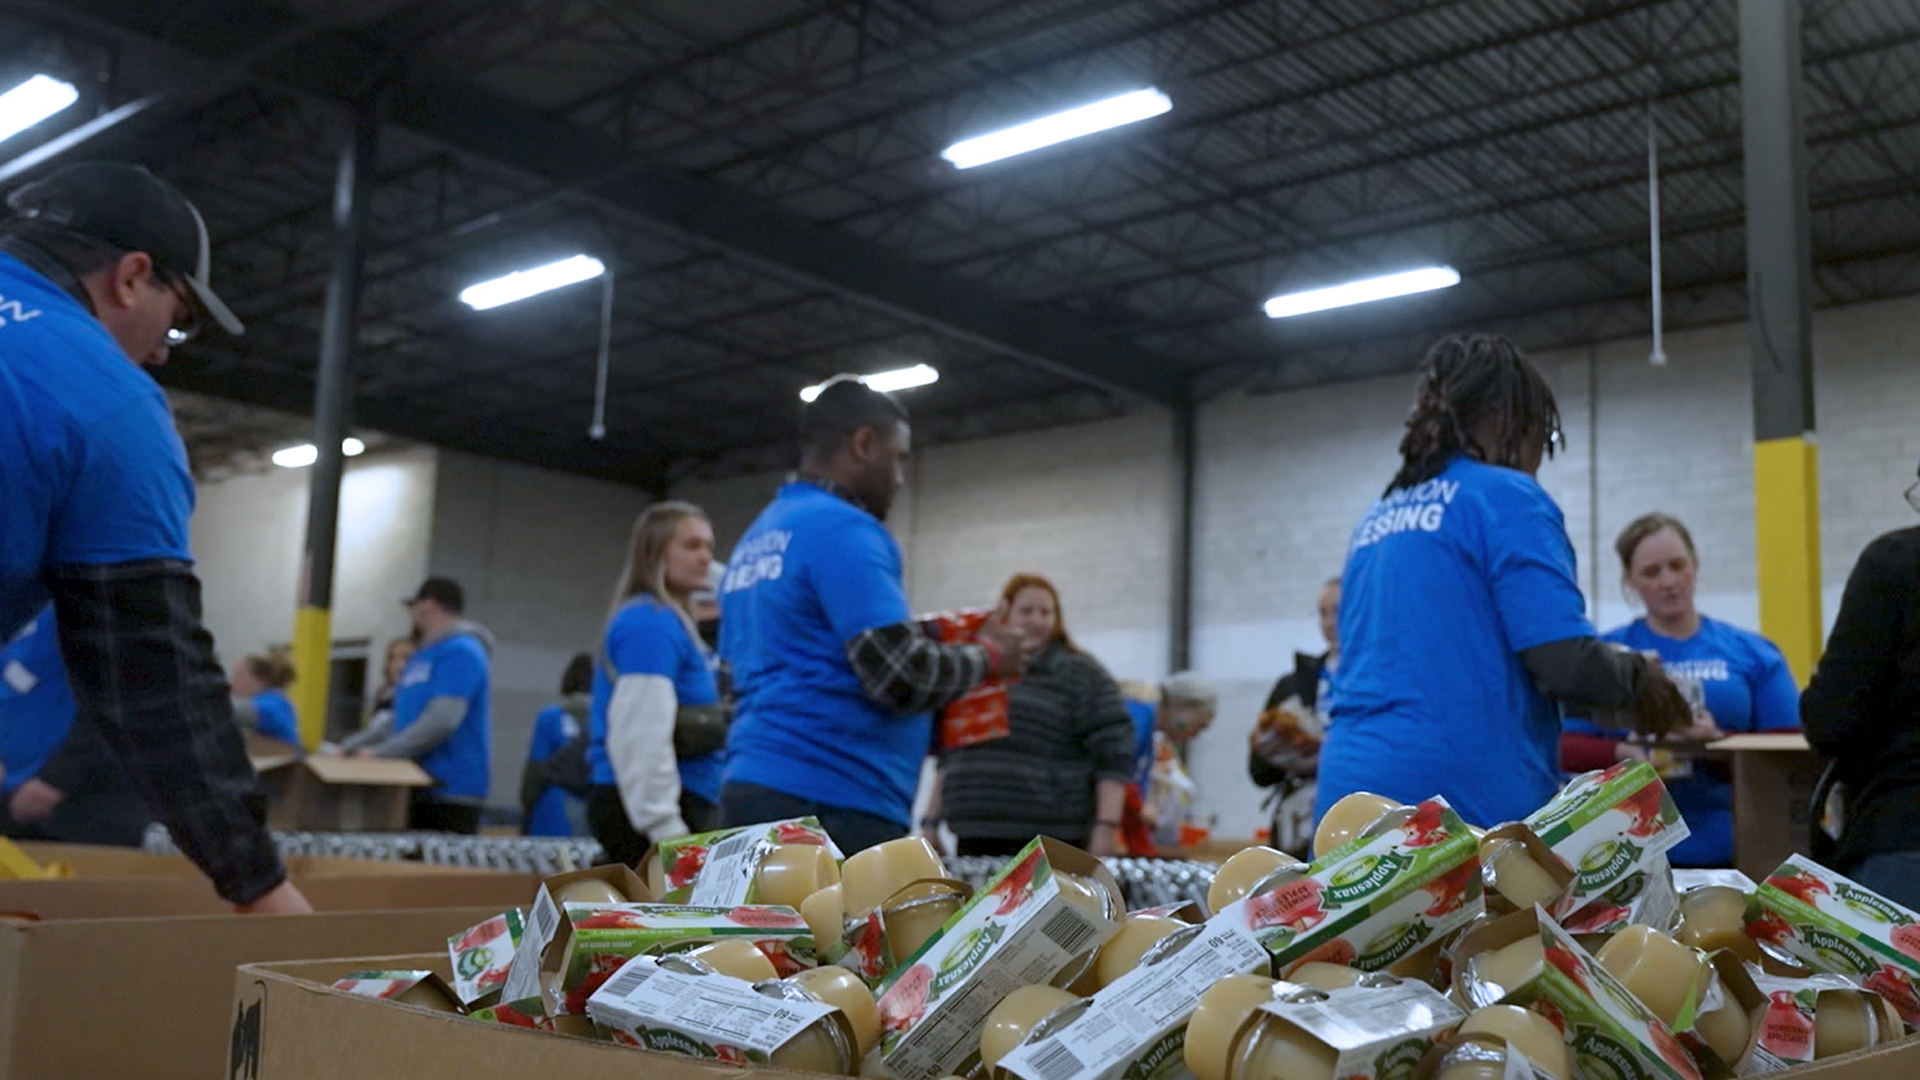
left=7, top=840, right=500, bottom=881
left=2, top=907, right=503, bottom=1080
left=0, top=865, right=538, bottom=920
left=246, top=730, right=304, bottom=771
left=299, top=754, right=435, bottom=786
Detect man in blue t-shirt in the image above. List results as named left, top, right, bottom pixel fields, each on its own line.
left=719, top=378, right=1032, bottom=852
left=1316, top=334, right=1692, bottom=829
left=0, top=163, right=304, bottom=912
left=0, top=608, right=150, bottom=845
left=356, top=577, right=493, bottom=833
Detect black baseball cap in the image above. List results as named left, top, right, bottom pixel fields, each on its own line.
left=5, top=161, right=243, bottom=336
left=402, top=577, right=464, bottom=613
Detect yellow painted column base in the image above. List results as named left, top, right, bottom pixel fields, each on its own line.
left=1754, top=436, right=1822, bottom=686
left=290, top=606, right=333, bottom=751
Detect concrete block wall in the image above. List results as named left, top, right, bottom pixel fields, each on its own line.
left=424, top=452, right=656, bottom=804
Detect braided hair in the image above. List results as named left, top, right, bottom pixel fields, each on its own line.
left=1387, top=333, right=1562, bottom=494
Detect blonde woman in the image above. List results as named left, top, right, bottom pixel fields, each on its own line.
left=588, top=501, right=725, bottom=866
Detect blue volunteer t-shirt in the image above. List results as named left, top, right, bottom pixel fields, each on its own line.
left=1126, top=699, right=1157, bottom=791
left=250, top=689, right=302, bottom=750
left=0, top=253, right=195, bottom=642
left=719, top=482, right=924, bottom=826
left=525, top=703, right=584, bottom=837
left=1568, top=617, right=1801, bottom=865
left=588, top=596, right=723, bottom=803
left=1318, top=456, right=1595, bottom=828
left=393, top=632, right=491, bottom=800
left=0, top=608, right=76, bottom=794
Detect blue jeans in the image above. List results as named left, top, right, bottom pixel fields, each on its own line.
left=719, top=782, right=905, bottom=854
left=1849, top=853, right=1920, bottom=912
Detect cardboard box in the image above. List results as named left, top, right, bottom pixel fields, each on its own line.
left=1235, top=797, right=1482, bottom=974
left=1747, top=855, right=1920, bottom=1023
left=873, top=838, right=1121, bottom=1080
left=0, top=856, right=534, bottom=920
left=6, top=839, right=500, bottom=881
left=1, top=906, right=503, bottom=1080
left=1704, top=734, right=1824, bottom=885
left=1000, top=917, right=1271, bottom=1080
left=257, top=752, right=434, bottom=831
left=1524, top=762, right=1689, bottom=932
left=1454, top=907, right=1703, bottom=1080
left=231, top=952, right=1920, bottom=1080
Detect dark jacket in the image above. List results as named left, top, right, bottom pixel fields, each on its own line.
left=1248, top=651, right=1327, bottom=788
left=1802, top=525, right=1920, bottom=870
left=941, top=640, right=1136, bottom=842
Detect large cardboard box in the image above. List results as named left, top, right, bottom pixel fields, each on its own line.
left=232, top=953, right=1920, bottom=1080
left=1705, top=733, right=1823, bottom=883
left=0, top=845, right=531, bottom=919
left=257, top=752, right=435, bottom=830
left=1, top=907, right=504, bottom=1080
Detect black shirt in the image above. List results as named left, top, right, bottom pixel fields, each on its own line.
left=1802, top=525, right=1920, bottom=868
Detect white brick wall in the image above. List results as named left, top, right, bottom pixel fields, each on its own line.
left=186, top=294, right=1920, bottom=826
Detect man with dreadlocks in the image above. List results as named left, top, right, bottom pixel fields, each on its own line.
left=1315, top=333, right=1691, bottom=828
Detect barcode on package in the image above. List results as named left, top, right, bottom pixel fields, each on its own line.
left=1026, top=1041, right=1086, bottom=1080
left=689, top=829, right=765, bottom=905
left=1038, top=907, right=1095, bottom=956
left=604, top=959, right=653, bottom=999
left=531, top=895, right=559, bottom=940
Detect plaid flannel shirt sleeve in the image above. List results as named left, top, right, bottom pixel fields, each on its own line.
left=48, top=559, right=288, bottom=905
left=845, top=621, right=990, bottom=716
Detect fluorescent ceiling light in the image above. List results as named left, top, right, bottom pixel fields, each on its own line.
left=0, top=75, right=79, bottom=145
left=800, top=364, right=940, bottom=402
left=1264, top=266, right=1461, bottom=319
left=272, top=438, right=366, bottom=469
left=942, top=88, right=1172, bottom=169
left=459, top=254, right=605, bottom=310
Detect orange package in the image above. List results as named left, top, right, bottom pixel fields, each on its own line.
left=918, top=608, right=1012, bottom=751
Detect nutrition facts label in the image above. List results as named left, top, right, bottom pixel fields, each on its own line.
left=587, top=957, right=834, bottom=1054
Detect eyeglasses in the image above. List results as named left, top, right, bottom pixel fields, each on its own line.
left=159, top=273, right=199, bottom=347
left=1906, top=477, right=1920, bottom=516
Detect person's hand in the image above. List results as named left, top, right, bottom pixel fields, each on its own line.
left=8, top=777, right=64, bottom=823
left=975, top=613, right=1039, bottom=678
left=1087, top=822, right=1121, bottom=857
left=237, top=880, right=314, bottom=915
left=1663, top=710, right=1726, bottom=745
left=1629, top=663, right=1693, bottom=739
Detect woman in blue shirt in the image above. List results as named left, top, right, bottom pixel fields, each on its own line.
left=587, top=501, right=726, bottom=867
left=1563, top=513, right=1799, bottom=866
left=230, top=652, right=302, bottom=752
left=1317, top=334, right=1692, bottom=829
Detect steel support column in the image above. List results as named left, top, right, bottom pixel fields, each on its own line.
left=1169, top=397, right=1196, bottom=674
left=291, top=96, right=378, bottom=747
left=1740, top=0, right=1822, bottom=684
